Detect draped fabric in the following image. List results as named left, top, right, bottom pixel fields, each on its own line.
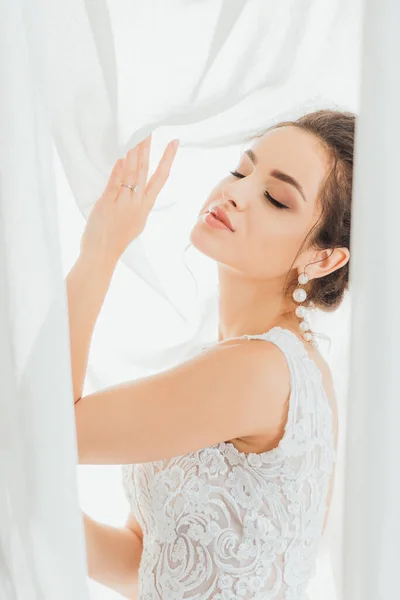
left=0, top=1, right=373, bottom=599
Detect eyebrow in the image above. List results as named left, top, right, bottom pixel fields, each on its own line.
left=244, top=148, right=307, bottom=203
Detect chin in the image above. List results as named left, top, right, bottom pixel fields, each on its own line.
left=189, top=218, right=272, bottom=280
left=189, top=218, right=237, bottom=266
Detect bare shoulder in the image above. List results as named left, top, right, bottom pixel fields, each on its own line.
left=217, top=338, right=293, bottom=453
left=214, top=336, right=291, bottom=400
left=76, top=335, right=291, bottom=464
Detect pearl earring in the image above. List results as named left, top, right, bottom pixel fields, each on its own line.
left=292, top=269, right=318, bottom=347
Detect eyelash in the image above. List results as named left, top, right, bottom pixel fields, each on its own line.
left=229, top=170, right=289, bottom=210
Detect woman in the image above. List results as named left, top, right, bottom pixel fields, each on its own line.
left=69, top=108, right=353, bottom=599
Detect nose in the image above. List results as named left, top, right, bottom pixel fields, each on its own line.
left=221, top=188, right=239, bottom=209
left=224, top=197, right=238, bottom=209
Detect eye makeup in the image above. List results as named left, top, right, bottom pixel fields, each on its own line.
left=229, top=170, right=290, bottom=210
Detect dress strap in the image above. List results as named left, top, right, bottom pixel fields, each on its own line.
left=222, top=326, right=308, bottom=360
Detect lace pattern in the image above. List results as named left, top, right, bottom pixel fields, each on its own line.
left=122, top=327, right=336, bottom=599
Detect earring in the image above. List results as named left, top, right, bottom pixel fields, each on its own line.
left=292, top=269, right=318, bottom=347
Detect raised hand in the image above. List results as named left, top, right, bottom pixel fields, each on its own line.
left=80, top=134, right=180, bottom=265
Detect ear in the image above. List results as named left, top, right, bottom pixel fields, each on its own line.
left=304, top=247, right=350, bottom=280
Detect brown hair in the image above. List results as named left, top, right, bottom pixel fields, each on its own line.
left=251, top=108, right=355, bottom=313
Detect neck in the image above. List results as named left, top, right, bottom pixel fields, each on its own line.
left=217, top=266, right=298, bottom=342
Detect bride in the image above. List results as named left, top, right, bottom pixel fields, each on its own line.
left=68, top=108, right=353, bottom=599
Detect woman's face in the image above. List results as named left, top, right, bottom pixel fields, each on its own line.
left=190, top=125, right=330, bottom=280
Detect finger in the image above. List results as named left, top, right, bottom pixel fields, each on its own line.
left=145, top=139, right=179, bottom=204
left=103, top=158, right=123, bottom=199
left=121, top=145, right=140, bottom=187
left=135, top=134, right=152, bottom=192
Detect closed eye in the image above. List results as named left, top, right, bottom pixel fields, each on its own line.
left=229, top=170, right=290, bottom=210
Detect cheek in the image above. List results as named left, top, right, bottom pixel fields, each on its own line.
left=190, top=188, right=305, bottom=280
left=244, top=219, right=299, bottom=278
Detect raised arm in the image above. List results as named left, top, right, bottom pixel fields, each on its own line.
left=66, top=134, right=179, bottom=404
left=67, top=254, right=117, bottom=403
left=74, top=338, right=290, bottom=465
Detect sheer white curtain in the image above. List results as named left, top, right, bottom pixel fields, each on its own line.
left=343, top=0, right=400, bottom=597
left=0, top=1, right=370, bottom=599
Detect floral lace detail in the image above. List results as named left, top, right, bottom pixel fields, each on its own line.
left=122, top=327, right=336, bottom=599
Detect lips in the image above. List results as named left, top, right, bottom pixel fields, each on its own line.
left=207, top=206, right=234, bottom=231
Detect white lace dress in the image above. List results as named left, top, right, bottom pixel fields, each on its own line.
left=122, top=326, right=336, bottom=600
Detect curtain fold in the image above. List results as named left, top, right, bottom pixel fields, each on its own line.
left=343, top=0, right=400, bottom=597
left=0, top=1, right=89, bottom=598
left=0, top=1, right=365, bottom=598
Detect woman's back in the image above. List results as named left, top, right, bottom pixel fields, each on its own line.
left=122, top=326, right=337, bottom=600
